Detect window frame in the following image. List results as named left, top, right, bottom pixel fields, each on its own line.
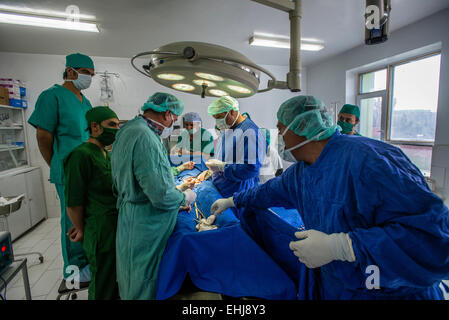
left=357, top=51, right=441, bottom=148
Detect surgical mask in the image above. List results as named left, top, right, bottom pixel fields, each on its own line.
left=151, top=113, right=175, bottom=139
left=216, top=111, right=239, bottom=130
left=188, top=127, right=200, bottom=135
left=69, top=68, right=92, bottom=90
left=278, top=125, right=327, bottom=162
left=95, top=126, right=118, bottom=146
left=338, top=120, right=354, bottom=134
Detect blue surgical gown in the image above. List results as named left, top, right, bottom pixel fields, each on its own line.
left=233, top=131, right=449, bottom=299
left=213, top=118, right=266, bottom=198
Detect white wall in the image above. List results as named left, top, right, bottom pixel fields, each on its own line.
left=306, top=8, right=449, bottom=205
left=0, top=51, right=303, bottom=218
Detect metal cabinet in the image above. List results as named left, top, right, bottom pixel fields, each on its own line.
left=0, top=171, right=31, bottom=240
left=25, top=168, right=47, bottom=226
left=0, top=167, right=47, bottom=241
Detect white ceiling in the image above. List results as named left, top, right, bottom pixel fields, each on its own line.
left=0, top=0, right=448, bottom=67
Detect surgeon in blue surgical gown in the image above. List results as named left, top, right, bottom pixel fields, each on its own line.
left=211, top=95, right=449, bottom=300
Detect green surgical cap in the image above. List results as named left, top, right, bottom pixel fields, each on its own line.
left=277, top=95, right=339, bottom=141
left=66, top=53, right=94, bottom=70
left=141, top=92, right=184, bottom=116
left=339, top=104, right=360, bottom=118
left=208, top=96, right=239, bottom=116
left=86, top=106, right=118, bottom=128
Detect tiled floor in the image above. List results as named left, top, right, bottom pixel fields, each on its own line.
left=4, top=218, right=88, bottom=300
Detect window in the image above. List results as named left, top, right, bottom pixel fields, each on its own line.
left=360, top=68, right=387, bottom=94
left=390, top=54, right=440, bottom=142
left=356, top=53, right=441, bottom=177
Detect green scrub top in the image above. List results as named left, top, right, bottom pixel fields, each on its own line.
left=28, top=84, right=92, bottom=185
left=111, top=116, right=186, bottom=300
left=64, top=142, right=118, bottom=299
left=64, top=142, right=118, bottom=250
left=176, top=128, right=214, bottom=156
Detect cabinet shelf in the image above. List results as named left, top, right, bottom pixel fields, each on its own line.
left=0, top=126, right=23, bottom=130
left=0, top=104, right=23, bottom=110
left=0, top=146, right=24, bottom=152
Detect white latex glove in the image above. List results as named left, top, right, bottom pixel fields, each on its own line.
left=177, top=161, right=195, bottom=172
left=183, top=189, right=197, bottom=206
left=289, top=230, right=356, bottom=269
left=176, top=179, right=195, bottom=192
left=210, top=197, right=235, bottom=215
left=205, top=159, right=226, bottom=173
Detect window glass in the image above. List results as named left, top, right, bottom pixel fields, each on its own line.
left=360, top=69, right=387, bottom=93
left=390, top=54, right=441, bottom=142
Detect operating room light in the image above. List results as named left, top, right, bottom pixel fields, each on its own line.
left=193, top=79, right=217, bottom=87
left=209, top=89, right=229, bottom=97
left=172, top=83, right=195, bottom=91
left=195, top=73, right=224, bottom=82
left=249, top=35, right=324, bottom=51
left=227, top=85, right=252, bottom=94
left=157, top=73, right=185, bottom=81
left=131, top=42, right=278, bottom=98
left=0, top=12, right=99, bottom=32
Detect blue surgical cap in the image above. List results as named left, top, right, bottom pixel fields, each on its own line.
left=183, top=112, right=202, bottom=124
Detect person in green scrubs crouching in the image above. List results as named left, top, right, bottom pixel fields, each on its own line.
left=64, top=106, right=120, bottom=300
left=28, top=53, right=95, bottom=283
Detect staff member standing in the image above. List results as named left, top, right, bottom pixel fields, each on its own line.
left=337, top=104, right=362, bottom=136
left=64, top=106, right=120, bottom=300
left=28, top=53, right=95, bottom=283
left=175, top=112, right=214, bottom=158
left=111, top=92, right=196, bottom=299
left=206, top=96, right=266, bottom=198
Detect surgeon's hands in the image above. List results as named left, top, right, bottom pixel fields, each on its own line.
left=176, top=179, right=196, bottom=191
left=289, top=230, right=356, bottom=268
left=177, top=161, right=195, bottom=172
left=205, top=159, right=226, bottom=173
left=67, top=226, right=84, bottom=242
left=183, top=189, right=197, bottom=207
left=210, top=197, right=235, bottom=215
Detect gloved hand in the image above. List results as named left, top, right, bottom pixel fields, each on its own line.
left=210, top=197, right=235, bottom=215
left=183, top=189, right=197, bottom=206
left=289, top=230, right=356, bottom=268
left=176, top=179, right=196, bottom=191
left=177, top=161, right=195, bottom=172
left=205, top=159, right=226, bottom=173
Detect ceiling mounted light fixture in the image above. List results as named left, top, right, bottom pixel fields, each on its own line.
left=249, top=35, right=324, bottom=51
left=0, top=11, right=99, bottom=32
left=172, top=83, right=195, bottom=92
left=195, top=72, right=224, bottom=82
left=227, top=85, right=252, bottom=94
left=0, top=4, right=97, bottom=20
left=157, top=73, right=185, bottom=81
left=131, top=0, right=307, bottom=96
left=209, top=89, right=229, bottom=97
left=132, top=41, right=277, bottom=98
left=193, top=79, right=217, bottom=87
